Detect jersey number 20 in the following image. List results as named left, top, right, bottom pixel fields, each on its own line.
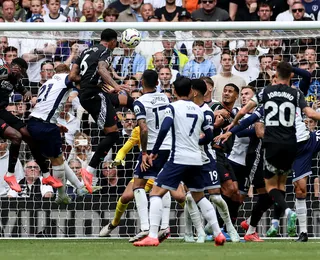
left=265, top=101, right=295, bottom=127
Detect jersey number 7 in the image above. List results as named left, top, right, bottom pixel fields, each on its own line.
left=186, top=113, right=198, bottom=136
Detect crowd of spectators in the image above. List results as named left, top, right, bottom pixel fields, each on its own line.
left=0, top=0, right=319, bottom=200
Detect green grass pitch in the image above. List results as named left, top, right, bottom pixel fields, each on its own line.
left=1, top=239, right=319, bottom=260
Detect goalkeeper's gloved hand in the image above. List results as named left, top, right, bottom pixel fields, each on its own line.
left=110, top=159, right=126, bottom=168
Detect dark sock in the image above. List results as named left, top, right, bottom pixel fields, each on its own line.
left=30, top=145, right=49, bottom=173
left=250, top=193, right=274, bottom=227
left=8, top=142, right=20, bottom=173
left=269, top=188, right=288, bottom=215
left=273, top=194, right=283, bottom=220
left=89, top=132, right=119, bottom=168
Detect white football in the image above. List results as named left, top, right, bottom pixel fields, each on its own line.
left=121, top=28, right=141, bottom=48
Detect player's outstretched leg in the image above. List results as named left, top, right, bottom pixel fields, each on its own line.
left=209, top=193, right=240, bottom=242
left=19, top=126, right=63, bottom=189
left=3, top=126, right=23, bottom=192
left=244, top=193, right=273, bottom=242
left=100, top=181, right=134, bottom=237
left=185, top=192, right=206, bottom=243
left=192, top=192, right=226, bottom=246
left=82, top=129, right=119, bottom=193
left=158, top=191, right=171, bottom=243
left=266, top=203, right=281, bottom=237
left=294, top=177, right=308, bottom=242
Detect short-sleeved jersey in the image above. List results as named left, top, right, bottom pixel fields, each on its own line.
left=133, top=91, right=171, bottom=151
left=200, top=103, right=215, bottom=164
left=75, top=44, right=113, bottom=89
left=252, top=84, right=308, bottom=144
left=30, top=73, right=74, bottom=124
left=165, top=100, right=211, bottom=165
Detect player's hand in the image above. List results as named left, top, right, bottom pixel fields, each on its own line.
left=23, top=91, right=32, bottom=102
left=141, top=153, right=150, bottom=172
left=219, top=109, right=230, bottom=119
left=110, top=159, right=125, bottom=168
left=147, top=153, right=158, bottom=167
left=214, top=132, right=232, bottom=144
left=102, top=84, right=117, bottom=93
left=214, top=114, right=224, bottom=128
left=57, top=124, right=68, bottom=133
left=224, top=121, right=238, bottom=132
left=120, top=84, right=131, bottom=93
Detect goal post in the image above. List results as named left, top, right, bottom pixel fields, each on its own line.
left=0, top=21, right=320, bottom=238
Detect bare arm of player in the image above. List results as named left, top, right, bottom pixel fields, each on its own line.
left=138, top=118, right=149, bottom=172
left=303, top=106, right=320, bottom=121
left=98, top=61, right=121, bottom=93
left=69, top=63, right=81, bottom=83
left=227, top=100, right=257, bottom=131
left=255, top=122, right=265, bottom=139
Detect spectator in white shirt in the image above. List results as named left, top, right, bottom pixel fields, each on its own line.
left=43, top=0, right=68, bottom=22
left=57, top=101, right=81, bottom=146
left=232, top=48, right=259, bottom=84
left=0, top=139, right=24, bottom=197
left=7, top=160, right=53, bottom=199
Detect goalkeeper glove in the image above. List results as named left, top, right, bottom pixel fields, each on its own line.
left=110, top=159, right=126, bottom=168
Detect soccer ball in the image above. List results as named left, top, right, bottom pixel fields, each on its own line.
left=121, top=28, right=141, bottom=48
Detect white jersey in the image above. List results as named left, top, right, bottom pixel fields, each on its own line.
left=295, top=107, right=310, bottom=143
left=228, top=113, right=251, bottom=166
left=165, top=100, right=211, bottom=165
left=30, top=73, right=74, bottom=124
left=134, top=91, right=171, bottom=150
left=200, top=103, right=216, bottom=164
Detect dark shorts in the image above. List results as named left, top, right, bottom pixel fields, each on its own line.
left=263, top=142, right=297, bottom=179
left=79, top=88, right=118, bottom=129
left=228, top=159, right=250, bottom=194
left=214, top=149, right=237, bottom=183
left=293, top=131, right=320, bottom=182
left=155, top=160, right=203, bottom=191
left=27, top=118, right=62, bottom=158
left=134, top=150, right=170, bottom=179
left=0, top=109, right=25, bottom=137
left=202, top=161, right=221, bottom=190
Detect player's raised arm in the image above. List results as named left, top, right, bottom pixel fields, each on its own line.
left=69, top=63, right=81, bottom=83
left=98, top=60, right=121, bottom=93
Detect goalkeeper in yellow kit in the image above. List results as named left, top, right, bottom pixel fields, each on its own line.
left=99, top=126, right=185, bottom=242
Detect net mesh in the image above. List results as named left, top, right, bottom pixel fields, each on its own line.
left=0, top=27, right=319, bottom=238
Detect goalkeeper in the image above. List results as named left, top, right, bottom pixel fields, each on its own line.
left=100, top=126, right=185, bottom=241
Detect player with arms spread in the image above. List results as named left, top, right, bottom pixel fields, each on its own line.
left=69, top=28, right=134, bottom=193
left=230, top=61, right=308, bottom=235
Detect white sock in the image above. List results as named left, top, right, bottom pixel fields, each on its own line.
left=52, top=164, right=66, bottom=197
left=210, top=194, right=232, bottom=226
left=246, top=225, right=256, bottom=235
left=149, top=196, right=163, bottom=238
left=186, top=192, right=205, bottom=236
left=161, top=191, right=171, bottom=230
left=86, top=165, right=95, bottom=175
left=295, top=198, right=307, bottom=233
left=246, top=216, right=251, bottom=225
left=134, top=188, right=149, bottom=231
left=197, top=197, right=220, bottom=237
left=64, top=161, right=83, bottom=189
left=184, top=203, right=193, bottom=235
left=6, top=172, right=14, bottom=177
left=285, top=208, right=291, bottom=217
left=42, top=172, right=50, bottom=178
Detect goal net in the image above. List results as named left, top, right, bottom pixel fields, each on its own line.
left=1, top=22, right=320, bottom=238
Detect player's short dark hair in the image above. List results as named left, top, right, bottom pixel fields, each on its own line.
left=276, top=61, right=292, bottom=80
left=101, top=28, right=118, bottom=42
left=191, top=79, right=207, bottom=96
left=224, top=83, right=239, bottom=94
left=173, top=76, right=192, bottom=97
left=142, top=69, right=158, bottom=89
left=12, top=58, right=28, bottom=70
